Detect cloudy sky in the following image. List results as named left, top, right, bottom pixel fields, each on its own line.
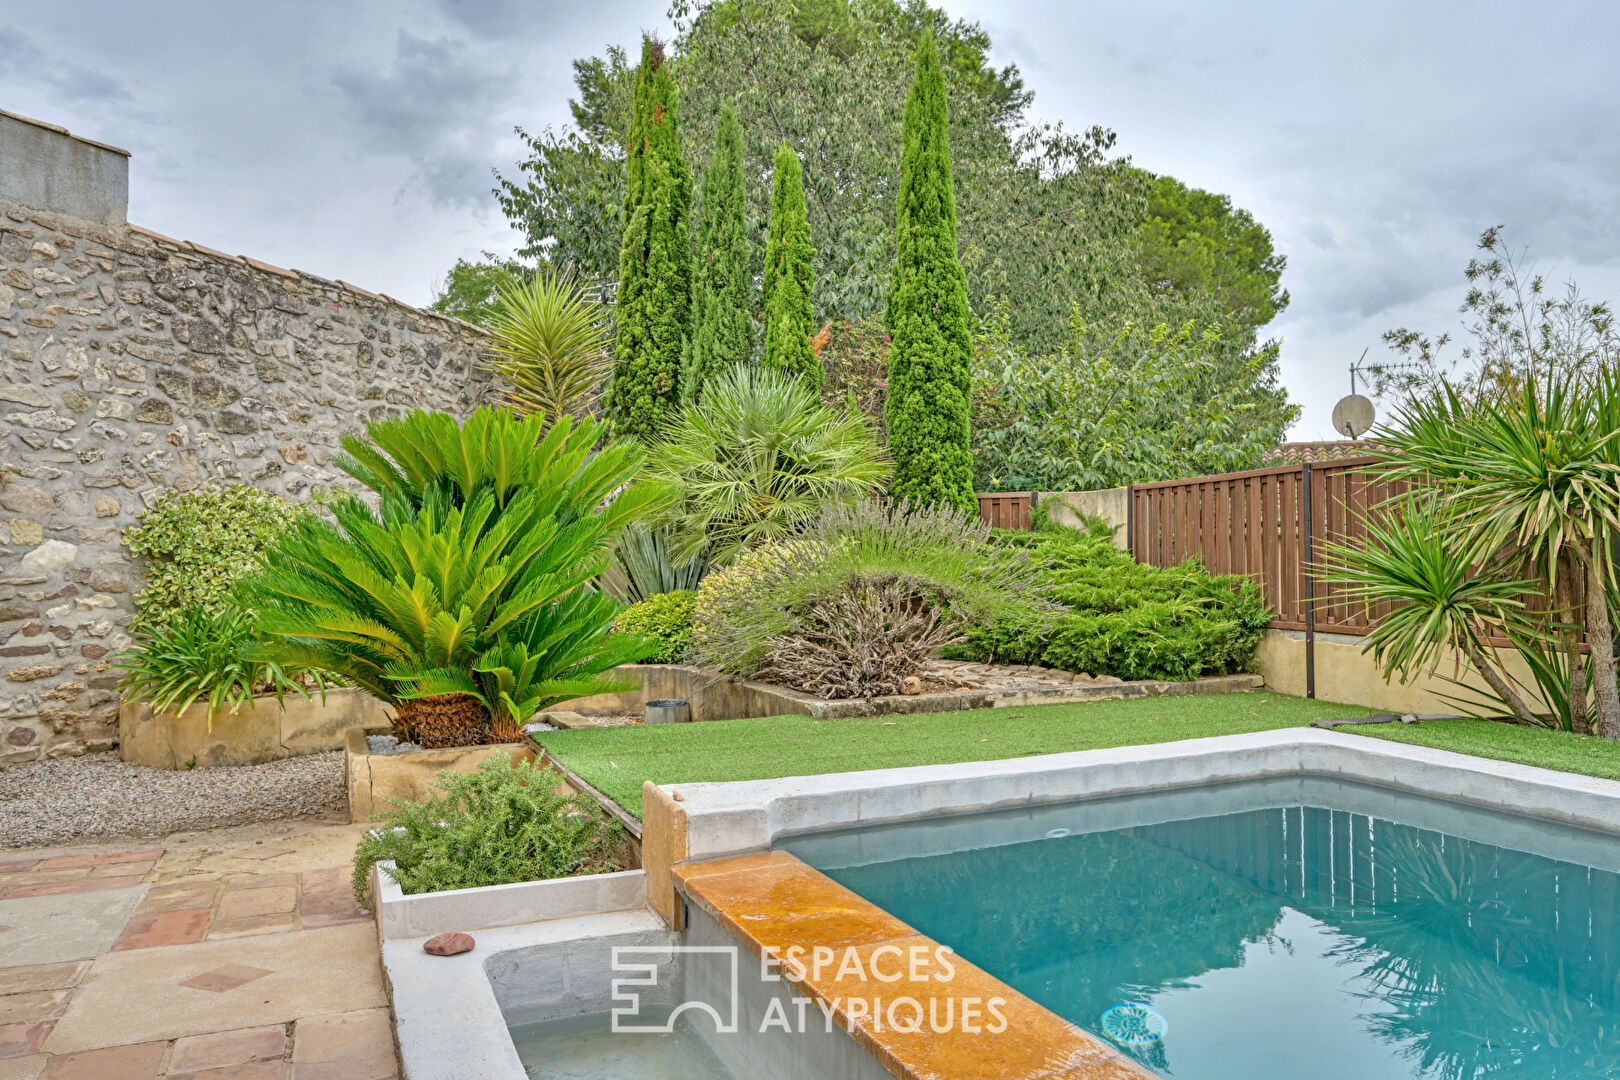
left=4, top=0, right=1617, bottom=439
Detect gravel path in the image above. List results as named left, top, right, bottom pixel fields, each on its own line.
left=0, top=750, right=346, bottom=849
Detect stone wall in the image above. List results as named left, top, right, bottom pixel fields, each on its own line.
left=0, top=196, right=492, bottom=764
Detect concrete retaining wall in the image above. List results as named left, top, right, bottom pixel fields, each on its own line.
left=118, top=686, right=391, bottom=769
left=1039, top=486, right=1129, bottom=547
left=345, top=730, right=534, bottom=822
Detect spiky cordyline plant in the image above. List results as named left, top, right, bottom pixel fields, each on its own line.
left=1371, top=371, right=1620, bottom=735
left=483, top=267, right=613, bottom=425
left=644, top=365, right=891, bottom=565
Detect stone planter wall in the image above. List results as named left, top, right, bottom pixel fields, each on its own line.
left=370, top=859, right=646, bottom=940
left=345, top=730, right=534, bottom=822
left=118, top=685, right=391, bottom=769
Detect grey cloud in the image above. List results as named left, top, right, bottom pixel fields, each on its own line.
left=0, top=28, right=132, bottom=105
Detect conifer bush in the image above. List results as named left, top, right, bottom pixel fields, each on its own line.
left=763, top=143, right=819, bottom=388
left=683, top=104, right=754, bottom=400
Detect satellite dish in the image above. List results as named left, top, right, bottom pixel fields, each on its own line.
left=1332, top=394, right=1375, bottom=439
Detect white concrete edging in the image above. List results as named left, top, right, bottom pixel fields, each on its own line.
left=372, top=861, right=646, bottom=940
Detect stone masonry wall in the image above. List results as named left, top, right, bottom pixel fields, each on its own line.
left=0, top=196, right=493, bottom=764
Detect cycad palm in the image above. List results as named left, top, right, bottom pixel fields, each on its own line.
left=483, top=268, right=612, bottom=425
left=645, top=365, right=891, bottom=565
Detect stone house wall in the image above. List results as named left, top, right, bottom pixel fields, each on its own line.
left=0, top=195, right=493, bottom=764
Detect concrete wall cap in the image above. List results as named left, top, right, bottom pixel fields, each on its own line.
left=0, top=108, right=132, bottom=156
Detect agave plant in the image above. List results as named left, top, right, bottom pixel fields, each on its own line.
left=483, top=267, right=613, bottom=424
left=601, top=526, right=708, bottom=604
left=645, top=365, right=891, bottom=565
left=116, top=606, right=317, bottom=729
left=244, top=407, right=676, bottom=747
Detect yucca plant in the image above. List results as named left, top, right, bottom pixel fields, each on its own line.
left=645, top=365, right=891, bottom=565
left=483, top=267, right=613, bottom=424
left=116, top=606, right=318, bottom=730
left=1374, top=372, right=1620, bottom=734
left=602, top=526, right=707, bottom=604
left=244, top=407, right=677, bottom=747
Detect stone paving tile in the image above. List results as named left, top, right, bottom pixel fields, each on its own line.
left=35, top=850, right=163, bottom=873
left=0, top=1054, right=47, bottom=1080
left=0, top=871, right=91, bottom=890
left=87, top=861, right=156, bottom=879
left=167, top=1024, right=286, bottom=1073
left=205, top=915, right=298, bottom=942
left=136, top=883, right=219, bottom=916
left=0, top=964, right=89, bottom=998
left=112, top=909, right=211, bottom=952
left=290, top=1009, right=395, bottom=1080
left=180, top=1064, right=286, bottom=1079
left=35, top=1041, right=166, bottom=1079
left=0, top=1021, right=53, bottom=1060
left=178, top=966, right=272, bottom=994
left=0, top=864, right=38, bottom=876
left=223, top=875, right=297, bottom=893
left=0, top=993, right=70, bottom=1027
left=215, top=888, right=295, bottom=923
left=5, top=878, right=146, bottom=900
left=0, top=888, right=149, bottom=967
left=294, top=872, right=365, bottom=929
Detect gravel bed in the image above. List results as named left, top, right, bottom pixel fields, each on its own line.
left=0, top=750, right=346, bottom=849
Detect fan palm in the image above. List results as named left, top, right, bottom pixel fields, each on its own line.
left=645, top=365, right=891, bottom=565
left=483, top=267, right=612, bottom=424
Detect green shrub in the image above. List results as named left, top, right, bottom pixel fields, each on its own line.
left=615, top=590, right=697, bottom=664
left=352, top=754, right=626, bottom=906
left=115, top=606, right=318, bottom=727
left=953, top=520, right=1271, bottom=681
left=124, top=486, right=305, bottom=631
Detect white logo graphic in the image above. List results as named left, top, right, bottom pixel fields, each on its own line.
left=610, top=945, right=739, bottom=1034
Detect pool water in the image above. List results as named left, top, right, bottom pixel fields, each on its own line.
left=784, top=778, right=1620, bottom=1079
left=510, top=1007, right=737, bottom=1080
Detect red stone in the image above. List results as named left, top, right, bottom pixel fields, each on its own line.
left=423, top=932, right=474, bottom=956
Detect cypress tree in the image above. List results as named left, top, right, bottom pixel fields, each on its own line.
left=762, top=143, right=819, bottom=389
left=884, top=32, right=975, bottom=514
left=610, top=38, right=691, bottom=441
left=682, top=104, right=754, bottom=402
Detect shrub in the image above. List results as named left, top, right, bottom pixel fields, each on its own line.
left=603, top=527, right=708, bottom=604
left=953, top=519, right=1271, bottom=681
left=115, top=606, right=317, bottom=727
left=615, top=590, right=697, bottom=664
left=690, top=501, right=1045, bottom=696
left=352, top=754, right=626, bottom=906
left=483, top=266, right=612, bottom=424
left=124, top=486, right=305, bottom=631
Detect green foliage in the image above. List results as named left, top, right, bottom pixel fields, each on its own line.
left=352, top=754, right=626, bottom=905
left=644, top=365, right=891, bottom=565
left=124, top=486, right=306, bottom=632
left=428, top=257, right=532, bottom=327
left=610, top=38, right=692, bottom=441
left=115, top=606, right=317, bottom=729
left=484, top=266, right=613, bottom=424
left=689, top=499, right=1041, bottom=680
left=1137, top=172, right=1288, bottom=333
left=615, top=590, right=697, bottom=664
left=243, top=409, right=677, bottom=727
left=605, top=527, right=709, bottom=604
left=763, top=143, right=819, bottom=388
left=683, top=104, right=755, bottom=401
left=954, top=520, right=1271, bottom=681
left=885, top=31, right=974, bottom=514
left=970, top=302, right=1296, bottom=491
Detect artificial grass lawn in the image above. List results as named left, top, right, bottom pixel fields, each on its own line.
left=1349, top=718, right=1620, bottom=784
left=536, top=690, right=1370, bottom=818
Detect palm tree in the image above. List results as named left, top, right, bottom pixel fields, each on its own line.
left=483, top=268, right=612, bottom=425
left=644, top=365, right=891, bottom=565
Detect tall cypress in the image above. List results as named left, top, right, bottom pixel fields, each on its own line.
left=610, top=38, right=691, bottom=440
left=884, top=32, right=974, bottom=513
left=762, top=143, right=819, bottom=389
left=682, top=104, right=754, bottom=402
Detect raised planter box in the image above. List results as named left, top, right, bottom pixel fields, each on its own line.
left=345, top=730, right=536, bottom=822
left=119, top=686, right=391, bottom=769
left=555, top=663, right=1265, bottom=725
left=370, top=859, right=646, bottom=940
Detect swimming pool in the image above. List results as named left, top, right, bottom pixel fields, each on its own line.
left=782, top=776, right=1620, bottom=1079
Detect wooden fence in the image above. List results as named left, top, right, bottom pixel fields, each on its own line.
left=976, top=491, right=1034, bottom=531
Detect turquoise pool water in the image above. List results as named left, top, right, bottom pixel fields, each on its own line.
left=783, top=777, right=1620, bottom=1079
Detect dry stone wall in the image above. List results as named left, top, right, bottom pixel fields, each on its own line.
left=0, top=196, right=493, bottom=763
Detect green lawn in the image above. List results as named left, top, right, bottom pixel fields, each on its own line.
left=536, top=690, right=1370, bottom=817
left=1347, top=718, right=1620, bottom=783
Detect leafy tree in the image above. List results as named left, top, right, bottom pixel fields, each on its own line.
left=428, top=256, right=530, bottom=327
left=884, top=31, right=975, bottom=514
left=762, top=143, right=818, bottom=387
left=609, top=38, right=692, bottom=441
left=683, top=104, right=755, bottom=400
left=1137, top=171, right=1289, bottom=334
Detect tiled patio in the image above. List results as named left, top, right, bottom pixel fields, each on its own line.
left=0, top=822, right=398, bottom=1079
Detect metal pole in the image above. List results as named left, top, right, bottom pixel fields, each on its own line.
left=1302, top=461, right=1316, bottom=699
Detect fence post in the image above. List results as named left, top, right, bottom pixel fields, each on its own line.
left=1125, top=485, right=1135, bottom=556
left=1302, top=461, right=1315, bottom=699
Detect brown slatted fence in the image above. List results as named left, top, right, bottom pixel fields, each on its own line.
left=976, top=491, right=1034, bottom=531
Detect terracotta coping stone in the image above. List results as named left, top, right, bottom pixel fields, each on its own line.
left=674, top=851, right=1155, bottom=1080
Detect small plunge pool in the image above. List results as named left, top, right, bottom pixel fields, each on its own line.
left=510, top=1007, right=737, bottom=1079
left=781, top=775, right=1620, bottom=1079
